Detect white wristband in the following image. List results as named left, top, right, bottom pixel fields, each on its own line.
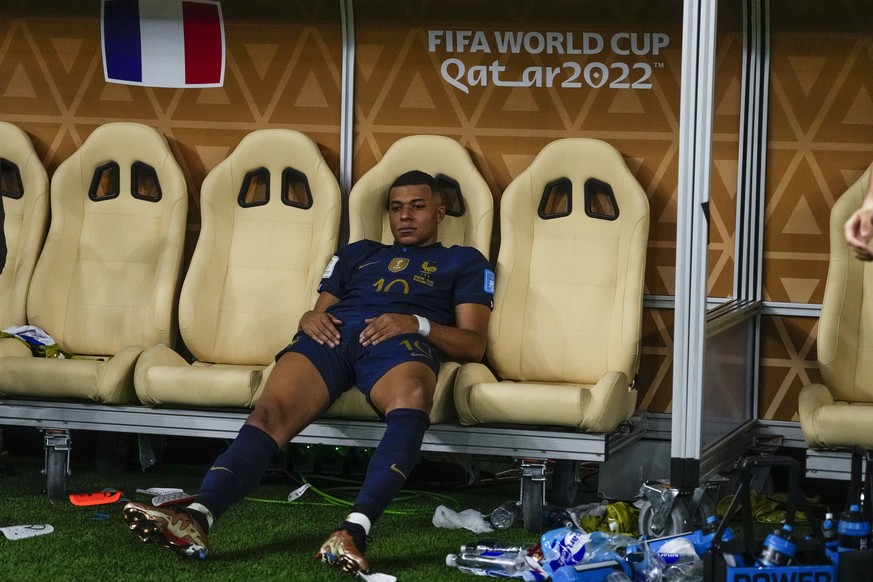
left=413, top=314, right=431, bottom=337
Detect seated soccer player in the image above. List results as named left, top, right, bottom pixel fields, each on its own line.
left=122, top=170, right=495, bottom=574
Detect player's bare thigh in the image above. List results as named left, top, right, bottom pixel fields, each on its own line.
left=369, top=361, right=436, bottom=416
left=246, top=351, right=332, bottom=445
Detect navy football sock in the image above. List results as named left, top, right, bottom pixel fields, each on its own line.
left=352, top=408, right=429, bottom=524
left=195, top=424, right=279, bottom=521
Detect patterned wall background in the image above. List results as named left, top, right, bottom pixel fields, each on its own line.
left=761, top=1, right=873, bottom=420
left=4, top=0, right=862, bottom=423
left=0, top=0, right=700, bottom=415
left=352, top=0, right=748, bottom=413
left=354, top=0, right=686, bottom=299
left=0, top=0, right=344, bottom=228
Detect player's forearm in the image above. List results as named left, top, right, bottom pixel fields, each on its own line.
left=308, top=292, right=340, bottom=315
left=425, top=322, right=487, bottom=362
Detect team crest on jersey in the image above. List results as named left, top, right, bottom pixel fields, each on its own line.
left=415, top=260, right=437, bottom=288
left=388, top=258, right=409, bottom=272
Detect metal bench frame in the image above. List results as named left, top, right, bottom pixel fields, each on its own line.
left=0, top=398, right=645, bottom=523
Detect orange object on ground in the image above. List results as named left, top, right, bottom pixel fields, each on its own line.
left=69, top=491, right=123, bottom=506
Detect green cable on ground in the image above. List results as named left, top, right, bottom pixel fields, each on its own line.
left=301, top=479, right=427, bottom=515
left=244, top=497, right=336, bottom=507
left=317, top=484, right=459, bottom=507
left=244, top=475, right=462, bottom=516
left=244, top=495, right=423, bottom=516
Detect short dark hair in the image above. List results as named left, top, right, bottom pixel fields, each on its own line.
left=390, top=170, right=436, bottom=192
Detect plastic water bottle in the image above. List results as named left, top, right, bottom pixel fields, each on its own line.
left=550, top=560, right=624, bottom=582
left=684, top=515, right=718, bottom=556
left=818, top=511, right=839, bottom=563
left=838, top=504, right=870, bottom=551
left=540, top=527, right=590, bottom=575
left=717, top=526, right=741, bottom=567
left=757, top=524, right=796, bottom=567
left=489, top=501, right=519, bottom=530
left=821, top=512, right=838, bottom=549
left=460, top=539, right=534, bottom=554
left=446, top=549, right=529, bottom=575
left=629, top=519, right=731, bottom=559
left=693, top=514, right=741, bottom=566
left=547, top=508, right=576, bottom=529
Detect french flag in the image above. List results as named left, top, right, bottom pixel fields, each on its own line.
left=102, top=0, right=225, bottom=88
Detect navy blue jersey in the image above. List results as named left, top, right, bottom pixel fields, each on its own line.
left=318, top=240, right=494, bottom=326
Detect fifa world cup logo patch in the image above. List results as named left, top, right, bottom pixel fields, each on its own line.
left=388, top=258, right=409, bottom=272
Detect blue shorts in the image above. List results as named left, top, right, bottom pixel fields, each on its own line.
left=275, top=320, right=440, bottom=406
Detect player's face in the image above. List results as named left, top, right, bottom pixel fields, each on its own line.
left=388, top=183, right=445, bottom=247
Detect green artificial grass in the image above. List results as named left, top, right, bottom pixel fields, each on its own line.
left=0, top=433, right=849, bottom=582
left=0, top=452, right=552, bottom=582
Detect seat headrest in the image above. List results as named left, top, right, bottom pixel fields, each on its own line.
left=513, top=137, right=645, bottom=207
left=27, top=122, right=187, bottom=354
left=222, top=129, right=331, bottom=176
left=179, top=129, right=341, bottom=366
left=0, top=122, right=40, bottom=164
left=489, top=138, right=649, bottom=384
left=77, top=122, right=176, bottom=166
left=349, top=135, right=493, bottom=254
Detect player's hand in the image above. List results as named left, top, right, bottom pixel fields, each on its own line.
left=845, top=205, right=873, bottom=261
left=360, top=314, right=418, bottom=346
left=299, top=310, right=342, bottom=347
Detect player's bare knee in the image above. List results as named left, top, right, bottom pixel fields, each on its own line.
left=400, top=378, right=434, bottom=411
left=247, top=397, right=297, bottom=440
left=246, top=403, right=279, bottom=435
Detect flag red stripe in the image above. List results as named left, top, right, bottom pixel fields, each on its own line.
left=182, top=1, right=222, bottom=85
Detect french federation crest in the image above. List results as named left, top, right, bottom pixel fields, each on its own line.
left=388, top=258, right=409, bottom=272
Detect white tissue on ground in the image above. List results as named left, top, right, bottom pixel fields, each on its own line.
left=432, top=504, right=494, bottom=533
left=358, top=571, right=397, bottom=582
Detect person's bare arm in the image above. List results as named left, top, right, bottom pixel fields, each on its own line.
left=298, top=292, right=342, bottom=347
left=845, top=168, right=873, bottom=260
left=359, top=302, right=491, bottom=362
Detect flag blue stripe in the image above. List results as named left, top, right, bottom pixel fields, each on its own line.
left=103, top=0, right=142, bottom=83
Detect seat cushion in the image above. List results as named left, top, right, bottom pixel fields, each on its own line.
left=0, top=122, right=187, bottom=404
left=136, top=345, right=266, bottom=408
left=799, top=167, right=873, bottom=450
left=455, top=363, right=635, bottom=432
left=133, top=129, right=341, bottom=409
left=0, top=345, right=143, bottom=403
left=321, top=361, right=461, bottom=424
left=453, top=139, right=647, bottom=434
left=799, top=383, right=873, bottom=448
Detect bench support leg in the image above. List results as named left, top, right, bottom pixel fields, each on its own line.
left=43, top=429, right=71, bottom=499
left=520, top=460, right=547, bottom=532
left=638, top=479, right=716, bottom=537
